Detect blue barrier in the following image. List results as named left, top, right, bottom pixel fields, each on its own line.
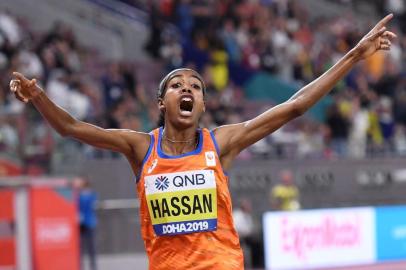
left=376, top=206, right=406, bottom=261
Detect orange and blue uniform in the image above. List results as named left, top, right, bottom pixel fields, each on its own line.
left=137, top=127, right=244, bottom=270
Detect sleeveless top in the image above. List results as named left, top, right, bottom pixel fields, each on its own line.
left=136, top=127, right=244, bottom=270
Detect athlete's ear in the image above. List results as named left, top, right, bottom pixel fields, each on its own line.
left=202, top=101, right=206, bottom=113
left=158, top=97, right=165, bottom=111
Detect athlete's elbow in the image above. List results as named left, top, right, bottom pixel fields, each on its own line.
left=290, top=99, right=307, bottom=118
left=57, top=126, right=71, bottom=137
left=57, top=120, right=78, bottom=138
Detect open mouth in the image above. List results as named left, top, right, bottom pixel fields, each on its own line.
left=179, top=96, right=194, bottom=116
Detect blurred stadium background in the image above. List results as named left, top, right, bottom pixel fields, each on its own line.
left=1, top=0, right=406, bottom=269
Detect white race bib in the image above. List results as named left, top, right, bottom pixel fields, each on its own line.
left=145, top=170, right=218, bottom=236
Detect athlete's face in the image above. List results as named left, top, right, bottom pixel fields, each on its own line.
left=159, top=70, right=205, bottom=129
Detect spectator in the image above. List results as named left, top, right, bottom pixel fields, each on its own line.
left=74, top=178, right=98, bottom=270
left=208, top=39, right=229, bottom=91
left=378, top=96, right=395, bottom=147
left=296, top=122, right=325, bottom=158
left=0, top=11, right=21, bottom=46
left=270, top=170, right=300, bottom=211
left=348, top=96, right=370, bottom=158
left=174, top=0, right=194, bottom=39
left=160, top=26, right=183, bottom=71
left=394, top=124, right=406, bottom=155
left=144, top=3, right=164, bottom=59
left=101, top=63, right=128, bottom=109
left=0, top=115, right=18, bottom=153
left=326, top=103, right=349, bottom=157
left=2, top=0, right=406, bottom=172
left=232, top=198, right=255, bottom=269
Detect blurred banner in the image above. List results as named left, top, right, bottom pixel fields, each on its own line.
left=0, top=178, right=79, bottom=270
left=264, top=205, right=406, bottom=270
left=263, top=207, right=376, bottom=269
left=31, top=187, right=79, bottom=270
left=0, top=190, right=15, bottom=267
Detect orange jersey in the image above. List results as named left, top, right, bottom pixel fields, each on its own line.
left=137, top=127, right=244, bottom=270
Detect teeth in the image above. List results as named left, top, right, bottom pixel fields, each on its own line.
left=182, top=97, right=192, bottom=102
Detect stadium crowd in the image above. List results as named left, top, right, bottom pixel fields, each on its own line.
left=1, top=0, right=406, bottom=174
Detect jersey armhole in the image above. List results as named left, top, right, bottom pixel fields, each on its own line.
left=209, top=130, right=229, bottom=176
left=136, top=133, right=155, bottom=183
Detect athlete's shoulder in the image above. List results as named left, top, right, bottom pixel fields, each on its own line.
left=117, top=130, right=152, bottom=162
left=121, top=129, right=151, bottom=140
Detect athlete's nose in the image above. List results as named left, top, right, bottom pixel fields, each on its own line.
left=181, top=88, right=192, bottom=94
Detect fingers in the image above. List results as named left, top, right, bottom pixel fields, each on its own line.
left=370, top=27, right=386, bottom=40
left=374, top=13, right=393, bottom=30
left=379, top=36, right=392, bottom=51
left=28, top=78, right=37, bottom=88
left=14, top=90, right=28, bottom=103
left=381, top=39, right=391, bottom=46
left=378, top=30, right=397, bottom=51
left=12, top=71, right=29, bottom=83
left=9, top=79, right=20, bottom=93
left=383, top=30, right=397, bottom=40
left=380, top=41, right=391, bottom=50
left=380, top=44, right=391, bottom=51
left=10, top=74, right=30, bottom=103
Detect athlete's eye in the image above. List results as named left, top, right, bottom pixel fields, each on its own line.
left=171, top=82, right=181, bottom=88
left=192, top=84, right=201, bottom=90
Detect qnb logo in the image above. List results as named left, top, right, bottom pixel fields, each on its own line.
left=155, top=176, right=169, bottom=191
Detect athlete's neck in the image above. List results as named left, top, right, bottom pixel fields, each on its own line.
left=161, top=125, right=199, bottom=156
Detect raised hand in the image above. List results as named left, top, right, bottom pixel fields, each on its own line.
left=353, top=14, right=397, bottom=60
left=9, top=72, right=42, bottom=103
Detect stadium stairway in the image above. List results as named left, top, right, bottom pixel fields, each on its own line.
left=0, top=0, right=149, bottom=61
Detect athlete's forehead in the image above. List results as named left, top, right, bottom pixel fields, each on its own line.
left=167, top=70, right=203, bottom=85
left=157, top=68, right=206, bottom=99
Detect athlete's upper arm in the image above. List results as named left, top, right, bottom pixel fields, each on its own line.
left=69, top=121, right=150, bottom=162
left=213, top=99, right=300, bottom=162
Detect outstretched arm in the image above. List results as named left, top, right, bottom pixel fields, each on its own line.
left=214, top=14, right=396, bottom=169
left=9, top=72, right=150, bottom=166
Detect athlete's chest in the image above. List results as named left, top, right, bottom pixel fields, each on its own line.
left=144, top=149, right=218, bottom=175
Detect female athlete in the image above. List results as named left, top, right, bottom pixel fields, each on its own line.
left=9, top=14, right=396, bottom=270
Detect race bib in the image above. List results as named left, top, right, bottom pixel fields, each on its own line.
left=145, top=170, right=217, bottom=236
